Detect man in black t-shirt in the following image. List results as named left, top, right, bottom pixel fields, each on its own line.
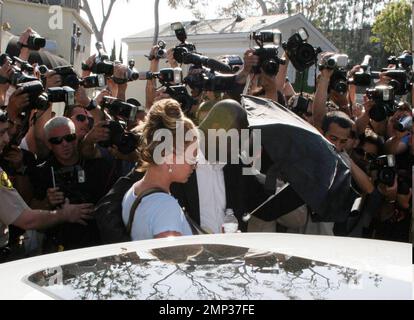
left=30, top=117, right=116, bottom=252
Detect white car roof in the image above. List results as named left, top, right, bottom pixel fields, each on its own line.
left=0, top=233, right=412, bottom=300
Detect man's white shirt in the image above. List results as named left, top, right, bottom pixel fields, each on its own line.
left=196, top=151, right=227, bottom=234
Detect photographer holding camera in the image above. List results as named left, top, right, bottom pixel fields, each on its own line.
left=28, top=117, right=117, bottom=252
left=0, top=110, right=95, bottom=262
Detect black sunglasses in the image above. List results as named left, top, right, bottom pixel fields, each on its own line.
left=74, top=114, right=94, bottom=126
left=49, top=133, right=77, bottom=145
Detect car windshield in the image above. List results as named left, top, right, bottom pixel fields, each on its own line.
left=26, top=244, right=411, bottom=300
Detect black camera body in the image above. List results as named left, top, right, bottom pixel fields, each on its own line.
left=156, top=40, right=167, bottom=60
left=217, top=55, right=244, bottom=73
left=173, top=43, right=197, bottom=64
left=81, top=74, right=106, bottom=88
left=9, top=68, right=38, bottom=86
left=99, top=97, right=139, bottom=155
left=12, top=56, right=34, bottom=74
left=329, top=69, right=348, bottom=95
left=282, top=28, right=322, bottom=72
left=99, top=120, right=138, bottom=155
left=47, top=86, right=76, bottom=107
left=0, top=54, right=37, bottom=85
left=291, top=95, right=311, bottom=116
left=376, top=52, right=414, bottom=96
left=42, top=65, right=106, bottom=89
left=184, top=69, right=236, bottom=92
left=171, top=22, right=197, bottom=64
left=351, top=72, right=372, bottom=87
left=27, top=34, right=46, bottom=51
left=102, top=97, right=138, bottom=122
left=250, top=30, right=285, bottom=76
left=349, top=55, right=374, bottom=87
left=319, top=54, right=349, bottom=95
left=92, top=61, right=115, bottom=76
left=381, top=69, right=412, bottom=96
left=182, top=53, right=232, bottom=73
left=388, top=52, right=413, bottom=70
left=139, top=68, right=183, bottom=87
left=53, top=66, right=81, bottom=90
left=369, top=155, right=396, bottom=187
left=82, top=42, right=115, bottom=76
left=165, top=85, right=197, bottom=113
left=17, top=80, right=45, bottom=108
left=366, top=85, right=396, bottom=122
left=253, top=45, right=284, bottom=76
left=126, top=60, right=139, bottom=82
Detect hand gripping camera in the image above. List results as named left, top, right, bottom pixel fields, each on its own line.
left=366, top=85, right=396, bottom=122
left=319, top=54, right=349, bottom=95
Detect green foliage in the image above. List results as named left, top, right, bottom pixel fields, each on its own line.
left=371, top=0, right=412, bottom=54
left=167, top=1, right=398, bottom=68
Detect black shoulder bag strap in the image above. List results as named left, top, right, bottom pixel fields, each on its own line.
left=126, top=188, right=166, bottom=236
left=127, top=188, right=210, bottom=236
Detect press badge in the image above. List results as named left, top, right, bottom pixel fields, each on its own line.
left=77, top=169, right=86, bottom=184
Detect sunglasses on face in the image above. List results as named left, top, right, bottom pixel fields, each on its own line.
left=74, top=114, right=94, bottom=126
left=49, top=133, right=77, bottom=145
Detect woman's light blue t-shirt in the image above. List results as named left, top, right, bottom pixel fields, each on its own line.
left=122, top=186, right=193, bottom=241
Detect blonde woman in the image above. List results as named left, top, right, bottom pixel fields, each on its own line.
left=122, top=99, right=198, bottom=240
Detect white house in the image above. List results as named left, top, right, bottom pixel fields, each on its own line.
left=122, top=13, right=338, bottom=103
left=0, top=0, right=92, bottom=72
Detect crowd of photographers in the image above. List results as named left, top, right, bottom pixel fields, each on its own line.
left=0, top=23, right=412, bottom=263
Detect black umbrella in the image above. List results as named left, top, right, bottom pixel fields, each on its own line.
left=6, top=37, right=70, bottom=69
left=242, top=95, right=359, bottom=223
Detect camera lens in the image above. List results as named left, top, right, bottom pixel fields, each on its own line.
left=297, top=44, right=315, bottom=63
left=369, top=105, right=387, bottom=122
left=379, top=168, right=396, bottom=187
left=173, top=47, right=188, bottom=64
left=262, top=59, right=279, bottom=76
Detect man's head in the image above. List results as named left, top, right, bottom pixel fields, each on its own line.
left=352, top=133, right=383, bottom=172
left=44, top=117, right=78, bottom=165
left=199, top=99, right=249, bottom=163
left=0, top=110, right=10, bottom=154
left=65, top=106, right=94, bottom=140
left=196, top=100, right=216, bottom=125
left=199, top=99, right=249, bottom=133
left=322, top=111, right=353, bottom=152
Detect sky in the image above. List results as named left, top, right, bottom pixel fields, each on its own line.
left=81, top=0, right=229, bottom=51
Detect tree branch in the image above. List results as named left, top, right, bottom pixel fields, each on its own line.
left=82, top=0, right=100, bottom=36
left=255, top=0, right=269, bottom=15
left=101, top=0, right=118, bottom=37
